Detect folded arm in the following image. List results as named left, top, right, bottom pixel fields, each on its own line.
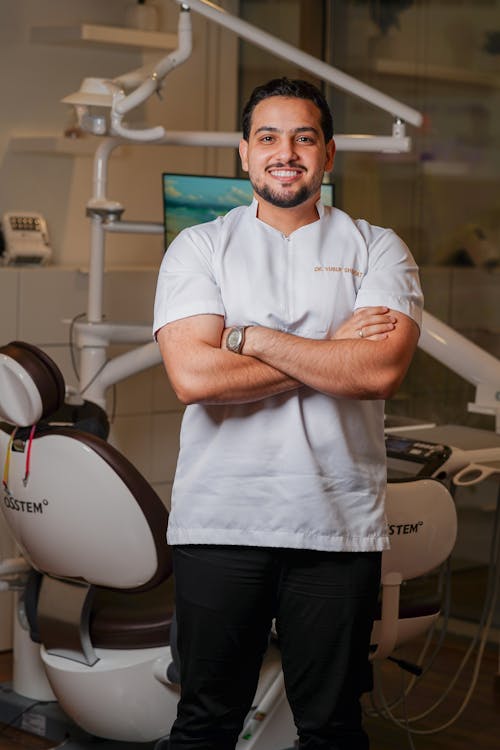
left=156, top=314, right=301, bottom=405
left=157, top=306, right=407, bottom=405
left=240, top=309, right=419, bottom=400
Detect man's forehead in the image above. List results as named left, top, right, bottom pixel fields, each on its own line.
left=250, top=96, right=322, bottom=132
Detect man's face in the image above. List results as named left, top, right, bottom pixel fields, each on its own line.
left=239, top=96, right=335, bottom=210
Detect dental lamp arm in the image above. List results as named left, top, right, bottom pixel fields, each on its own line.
left=110, top=109, right=165, bottom=142
left=115, top=8, right=192, bottom=98
left=110, top=5, right=193, bottom=141
left=176, top=0, right=422, bottom=127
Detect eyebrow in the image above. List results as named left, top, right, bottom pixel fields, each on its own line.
left=254, top=125, right=320, bottom=136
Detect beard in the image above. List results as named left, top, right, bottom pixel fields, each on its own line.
left=249, top=166, right=323, bottom=209
left=252, top=182, right=311, bottom=208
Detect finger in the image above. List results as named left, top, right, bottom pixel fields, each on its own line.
left=364, top=322, right=396, bottom=335
left=363, top=332, right=389, bottom=341
left=354, top=312, right=396, bottom=329
left=357, top=321, right=395, bottom=340
left=354, top=306, right=389, bottom=318
left=363, top=310, right=396, bottom=322
left=358, top=314, right=396, bottom=330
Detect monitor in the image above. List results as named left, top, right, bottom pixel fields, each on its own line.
left=162, top=172, right=335, bottom=248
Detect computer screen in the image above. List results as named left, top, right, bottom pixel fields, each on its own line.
left=162, top=172, right=335, bottom=248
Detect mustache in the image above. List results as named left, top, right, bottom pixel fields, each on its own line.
left=266, top=161, right=306, bottom=171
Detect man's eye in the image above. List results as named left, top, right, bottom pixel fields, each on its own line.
left=260, top=135, right=274, bottom=143
left=297, top=136, right=313, bottom=143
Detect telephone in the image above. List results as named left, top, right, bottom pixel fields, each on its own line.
left=0, top=211, right=52, bottom=266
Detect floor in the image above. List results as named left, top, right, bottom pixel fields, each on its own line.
left=0, top=631, right=498, bottom=750
left=364, top=632, right=500, bottom=750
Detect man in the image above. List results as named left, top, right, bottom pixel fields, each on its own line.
left=154, top=77, right=422, bottom=750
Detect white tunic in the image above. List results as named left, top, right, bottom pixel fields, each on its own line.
left=153, top=200, right=423, bottom=551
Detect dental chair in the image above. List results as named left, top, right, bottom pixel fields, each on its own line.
left=0, top=341, right=457, bottom=748
left=0, top=340, right=179, bottom=742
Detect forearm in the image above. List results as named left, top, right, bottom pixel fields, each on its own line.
left=243, top=323, right=417, bottom=400
left=180, top=349, right=300, bottom=405
left=157, top=321, right=300, bottom=405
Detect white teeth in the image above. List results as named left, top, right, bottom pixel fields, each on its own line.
left=271, top=170, right=299, bottom=177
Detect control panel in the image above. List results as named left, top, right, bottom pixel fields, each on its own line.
left=386, top=434, right=452, bottom=479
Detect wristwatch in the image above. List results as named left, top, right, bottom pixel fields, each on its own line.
left=226, top=326, right=246, bottom=354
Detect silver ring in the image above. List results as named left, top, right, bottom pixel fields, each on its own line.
left=358, top=328, right=364, bottom=338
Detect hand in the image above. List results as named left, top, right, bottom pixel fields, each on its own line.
left=333, top=307, right=396, bottom=341
left=220, top=327, right=230, bottom=349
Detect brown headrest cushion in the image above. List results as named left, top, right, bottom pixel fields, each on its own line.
left=0, top=341, right=65, bottom=419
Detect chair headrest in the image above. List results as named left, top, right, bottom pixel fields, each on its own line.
left=0, top=341, right=65, bottom=426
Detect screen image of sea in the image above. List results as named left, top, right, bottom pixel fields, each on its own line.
left=163, top=172, right=335, bottom=247
left=163, top=174, right=254, bottom=247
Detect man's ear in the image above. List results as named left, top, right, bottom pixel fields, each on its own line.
left=239, top=139, right=249, bottom=172
left=325, top=138, right=335, bottom=172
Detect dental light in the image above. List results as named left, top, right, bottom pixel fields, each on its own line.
left=62, top=78, right=116, bottom=136
left=62, top=5, right=193, bottom=142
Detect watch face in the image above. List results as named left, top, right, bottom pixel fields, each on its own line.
left=227, top=327, right=243, bottom=353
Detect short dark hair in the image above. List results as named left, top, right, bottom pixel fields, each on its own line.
left=241, top=77, right=334, bottom=143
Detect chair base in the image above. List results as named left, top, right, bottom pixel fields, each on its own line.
left=41, top=645, right=179, bottom=742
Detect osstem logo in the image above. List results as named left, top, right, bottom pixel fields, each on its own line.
left=2, top=486, right=48, bottom=514
left=388, top=521, right=424, bottom=536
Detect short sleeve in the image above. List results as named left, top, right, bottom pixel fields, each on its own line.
left=354, top=223, right=423, bottom=328
left=153, top=226, right=225, bottom=338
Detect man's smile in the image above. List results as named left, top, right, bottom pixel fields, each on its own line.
left=267, top=166, right=305, bottom=180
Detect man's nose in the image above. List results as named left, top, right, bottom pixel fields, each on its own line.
left=276, top=138, right=298, bottom=162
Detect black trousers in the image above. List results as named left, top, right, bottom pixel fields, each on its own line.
left=168, top=545, right=381, bottom=750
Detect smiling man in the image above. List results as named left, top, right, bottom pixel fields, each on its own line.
left=154, top=77, right=423, bottom=750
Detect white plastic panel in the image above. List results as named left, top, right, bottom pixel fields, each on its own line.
left=1, top=433, right=161, bottom=588
left=42, top=645, right=179, bottom=742
left=0, top=352, right=43, bottom=426
left=383, top=479, right=457, bottom=580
